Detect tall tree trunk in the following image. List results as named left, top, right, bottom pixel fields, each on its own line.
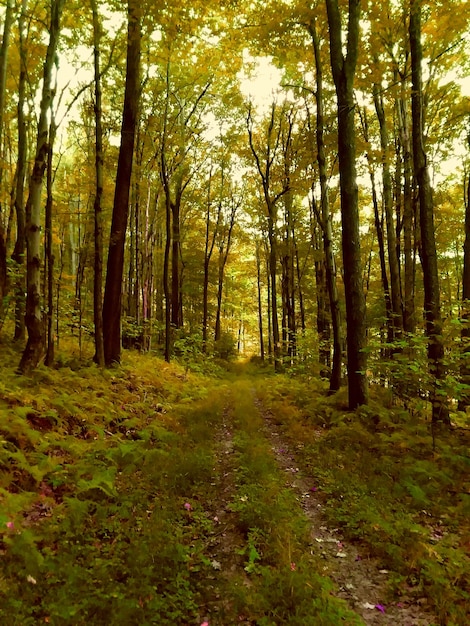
left=459, top=154, right=470, bottom=410
left=256, top=240, right=265, bottom=360
left=171, top=194, right=182, bottom=328
left=397, top=85, right=416, bottom=333
left=44, top=115, right=56, bottom=366
left=214, top=194, right=237, bottom=343
left=309, top=18, right=342, bottom=392
left=91, top=0, right=105, bottom=367
left=12, top=0, right=28, bottom=343
left=268, top=210, right=282, bottom=371
left=326, top=0, right=368, bottom=408
left=374, top=84, right=403, bottom=339
left=163, top=187, right=171, bottom=362
left=247, top=103, right=288, bottom=372
left=409, top=0, right=449, bottom=424
left=19, top=0, right=64, bottom=374
left=102, top=0, right=141, bottom=366
left=361, top=107, right=392, bottom=340
left=202, top=166, right=221, bottom=352
left=0, top=0, right=14, bottom=316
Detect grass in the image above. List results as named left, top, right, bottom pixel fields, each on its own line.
left=1, top=341, right=468, bottom=624
left=255, top=373, right=470, bottom=626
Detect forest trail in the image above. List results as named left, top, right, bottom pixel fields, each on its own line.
left=198, top=376, right=437, bottom=626
left=3, top=352, right=465, bottom=624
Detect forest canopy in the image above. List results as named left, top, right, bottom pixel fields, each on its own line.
left=0, top=0, right=469, bottom=415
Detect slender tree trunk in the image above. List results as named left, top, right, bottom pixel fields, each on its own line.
left=19, top=0, right=64, bottom=374
left=268, top=210, right=282, bottom=371
left=171, top=194, right=182, bottom=328
left=266, top=247, right=272, bottom=360
left=163, top=189, right=171, bottom=362
left=12, top=0, right=28, bottom=342
left=91, top=0, right=104, bottom=366
left=326, top=0, right=368, bottom=408
left=397, top=87, right=416, bottom=333
left=214, top=197, right=236, bottom=343
left=374, top=84, right=403, bottom=339
left=362, top=108, right=392, bottom=339
left=202, top=167, right=220, bottom=352
left=44, top=115, right=56, bottom=366
left=256, top=240, right=265, bottom=360
left=102, top=0, right=141, bottom=366
left=409, top=0, right=449, bottom=424
left=0, top=0, right=14, bottom=316
left=459, top=160, right=470, bottom=410
left=309, top=18, right=342, bottom=392
left=294, top=242, right=306, bottom=332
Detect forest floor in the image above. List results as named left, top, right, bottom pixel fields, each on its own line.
left=0, top=344, right=469, bottom=624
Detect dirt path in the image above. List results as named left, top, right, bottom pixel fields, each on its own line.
left=255, top=393, right=437, bottom=626
left=197, top=381, right=437, bottom=625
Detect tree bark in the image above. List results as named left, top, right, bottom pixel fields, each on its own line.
left=409, top=0, right=449, bottom=424
left=102, top=0, right=141, bottom=366
left=459, top=157, right=470, bottom=410
left=44, top=115, right=56, bottom=366
left=247, top=103, right=289, bottom=373
left=91, top=0, right=105, bottom=367
left=12, top=0, right=28, bottom=343
left=19, top=0, right=64, bottom=374
left=325, top=0, right=368, bottom=408
left=256, top=240, right=265, bottom=360
left=0, top=0, right=14, bottom=317
left=397, top=81, right=416, bottom=334
left=308, top=18, right=342, bottom=391
left=374, top=84, right=403, bottom=340
left=214, top=193, right=237, bottom=343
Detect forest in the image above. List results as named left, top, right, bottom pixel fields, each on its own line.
left=0, top=0, right=469, bottom=624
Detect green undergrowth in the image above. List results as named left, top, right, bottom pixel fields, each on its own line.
left=0, top=343, right=229, bottom=624
left=0, top=344, right=362, bottom=625
left=255, top=375, right=470, bottom=626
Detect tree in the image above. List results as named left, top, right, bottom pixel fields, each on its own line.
left=247, top=102, right=290, bottom=372
left=19, top=0, right=65, bottom=374
left=409, top=0, right=449, bottom=424
left=0, top=0, right=14, bottom=317
left=307, top=15, right=342, bottom=392
left=325, top=0, right=368, bottom=408
left=459, top=130, right=470, bottom=410
left=102, top=0, right=141, bottom=366
left=11, top=0, right=29, bottom=343
left=91, top=0, right=105, bottom=367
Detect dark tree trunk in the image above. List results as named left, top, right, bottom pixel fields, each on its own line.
left=0, top=0, right=14, bottom=315
left=397, top=86, right=416, bottom=333
left=102, top=0, right=141, bottom=366
left=459, top=158, right=470, bottom=410
left=91, top=0, right=105, bottom=367
left=163, top=190, right=171, bottom=362
left=361, top=107, right=392, bottom=341
left=19, top=0, right=64, bottom=374
left=214, top=192, right=237, bottom=343
left=202, top=167, right=221, bottom=352
left=309, top=18, right=342, bottom=392
left=374, top=85, right=403, bottom=339
left=409, top=0, right=449, bottom=424
left=256, top=241, right=265, bottom=361
left=247, top=103, right=289, bottom=373
left=326, top=0, right=368, bottom=408
left=44, top=117, right=56, bottom=367
left=12, top=0, right=28, bottom=342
